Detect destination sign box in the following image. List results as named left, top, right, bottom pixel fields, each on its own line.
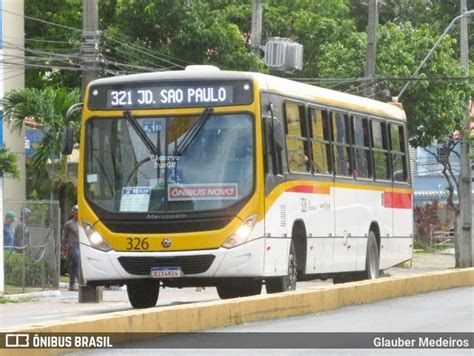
left=88, top=80, right=253, bottom=110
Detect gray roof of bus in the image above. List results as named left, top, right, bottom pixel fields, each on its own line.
left=89, top=67, right=405, bottom=120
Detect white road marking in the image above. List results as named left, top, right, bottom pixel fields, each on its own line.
left=30, top=312, right=78, bottom=320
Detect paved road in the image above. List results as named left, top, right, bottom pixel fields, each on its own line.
left=219, top=287, right=474, bottom=333
left=0, top=280, right=334, bottom=330
left=71, top=287, right=473, bottom=355
left=0, top=252, right=455, bottom=330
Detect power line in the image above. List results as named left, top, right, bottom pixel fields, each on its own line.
left=2, top=8, right=83, bottom=33
left=102, top=31, right=195, bottom=66
left=102, top=33, right=186, bottom=69
left=295, top=75, right=474, bottom=84
left=101, top=44, right=173, bottom=71
left=2, top=8, right=192, bottom=71
left=2, top=34, right=79, bottom=45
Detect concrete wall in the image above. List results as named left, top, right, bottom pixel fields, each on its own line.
left=2, top=0, right=25, bottom=206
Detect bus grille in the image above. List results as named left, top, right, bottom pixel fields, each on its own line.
left=118, top=255, right=216, bottom=276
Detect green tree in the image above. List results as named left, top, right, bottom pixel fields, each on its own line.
left=0, top=148, right=20, bottom=180
left=3, top=87, right=81, bottom=228
left=25, top=0, right=83, bottom=90
left=102, top=0, right=265, bottom=72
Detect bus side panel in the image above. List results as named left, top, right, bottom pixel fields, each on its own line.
left=333, top=185, right=359, bottom=272
left=282, top=182, right=335, bottom=275
left=302, top=184, right=335, bottom=274
left=389, top=192, right=413, bottom=266
left=263, top=187, right=290, bottom=277
left=374, top=188, right=394, bottom=270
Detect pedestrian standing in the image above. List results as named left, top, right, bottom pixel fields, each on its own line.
left=15, top=207, right=32, bottom=255
left=63, top=205, right=79, bottom=291
left=3, top=211, right=17, bottom=253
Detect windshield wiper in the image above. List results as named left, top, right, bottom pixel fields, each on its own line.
left=174, top=107, right=213, bottom=157
left=124, top=110, right=159, bottom=155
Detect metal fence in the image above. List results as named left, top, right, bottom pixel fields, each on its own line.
left=430, top=230, right=454, bottom=248
left=3, top=200, right=60, bottom=293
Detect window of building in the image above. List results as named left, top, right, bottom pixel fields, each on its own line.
left=371, top=120, right=390, bottom=180
left=331, top=112, right=351, bottom=177
left=284, top=102, right=310, bottom=173
left=309, top=107, right=332, bottom=174
left=390, top=123, right=408, bottom=182
left=352, top=115, right=372, bottom=178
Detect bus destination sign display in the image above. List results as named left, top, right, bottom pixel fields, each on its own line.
left=88, top=81, right=253, bottom=110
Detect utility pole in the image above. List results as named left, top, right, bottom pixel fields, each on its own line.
left=81, top=0, right=100, bottom=97
left=250, top=0, right=263, bottom=56
left=364, top=0, right=378, bottom=97
left=79, top=0, right=103, bottom=303
left=459, top=0, right=473, bottom=267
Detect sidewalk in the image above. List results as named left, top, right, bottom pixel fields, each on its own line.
left=387, top=251, right=455, bottom=276
left=2, top=251, right=455, bottom=300
left=0, top=252, right=458, bottom=330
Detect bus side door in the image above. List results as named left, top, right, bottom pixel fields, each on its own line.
left=261, top=95, right=289, bottom=277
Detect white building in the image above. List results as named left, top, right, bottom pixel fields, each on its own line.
left=0, top=0, right=25, bottom=295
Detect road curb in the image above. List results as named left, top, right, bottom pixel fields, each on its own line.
left=1, top=268, right=473, bottom=354
left=5, top=290, right=61, bottom=300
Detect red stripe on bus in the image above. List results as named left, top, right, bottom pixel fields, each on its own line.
left=384, top=192, right=412, bottom=209
left=287, top=185, right=330, bottom=195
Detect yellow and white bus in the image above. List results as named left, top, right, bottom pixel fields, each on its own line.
left=74, top=66, right=412, bottom=308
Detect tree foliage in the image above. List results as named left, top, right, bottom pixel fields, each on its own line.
left=0, top=148, right=20, bottom=180
left=22, top=0, right=474, bottom=147
left=3, top=87, right=81, bottom=230
left=3, top=88, right=81, bottom=171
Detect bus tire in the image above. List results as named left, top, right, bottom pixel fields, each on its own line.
left=266, top=241, right=297, bottom=293
left=365, top=231, right=380, bottom=279
left=216, top=279, right=262, bottom=299
left=126, top=279, right=159, bottom=309
left=332, top=231, right=380, bottom=284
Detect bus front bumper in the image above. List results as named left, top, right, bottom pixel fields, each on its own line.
left=79, top=236, right=266, bottom=284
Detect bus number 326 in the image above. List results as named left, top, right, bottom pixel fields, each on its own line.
left=126, top=237, right=149, bottom=250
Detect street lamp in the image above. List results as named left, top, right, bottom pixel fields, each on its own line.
left=394, top=9, right=474, bottom=101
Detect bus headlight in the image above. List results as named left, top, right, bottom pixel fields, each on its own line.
left=222, top=214, right=258, bottom=249
left=82, top=219, right=112, bottom=252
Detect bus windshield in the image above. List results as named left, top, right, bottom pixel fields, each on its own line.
left=85, top=113, right=254, bottom=214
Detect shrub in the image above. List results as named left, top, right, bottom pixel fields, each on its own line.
left=414, top=200, right=441, bottom=241
left=3, top=252, right=53, bottom=288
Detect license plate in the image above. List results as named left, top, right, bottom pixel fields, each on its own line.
left=150, top=267, right=183, bottom=278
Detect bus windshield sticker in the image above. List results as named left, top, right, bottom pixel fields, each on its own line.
left=143, top=121, right=162, bottom=134
left=167, top=168, right=183, bottom=184
left=87, top=174, right=98, bottom=183
left=168, top=183, right=238, bottom=201
left=120, top=187, right=151, bottom=212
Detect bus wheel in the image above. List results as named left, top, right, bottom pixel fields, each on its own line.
left=216, top=279, right=262, bottom=299
left=365, top=231, right=380, bottom=279
left=266, top=241, right=297, bottom=293
left=127, top=279, right=159, bottom=308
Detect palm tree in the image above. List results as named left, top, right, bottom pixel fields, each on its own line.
left=0, top=147, right=20, bottom=179
left=3, top=87, right=81, bottom=229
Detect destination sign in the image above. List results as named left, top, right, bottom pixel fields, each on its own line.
left=88, top=80, right=253, bottom=110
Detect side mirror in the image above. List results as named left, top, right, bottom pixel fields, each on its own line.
left=62, top=102, right=83, bottom=156
left=273, top=119, right=284, bottom=151
left=61, top=127, right=74, bottom=155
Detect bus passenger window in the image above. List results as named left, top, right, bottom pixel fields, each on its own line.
left=352, top=116, right=372, bottom=178
left=331, top=112, right=351, bottom=177
left=309, top=108, right=331, bottom=174
left=371, top=120, right=390, bottom=180
left=285, top=102, right=310, bottom=173
left=390, top=124, right=408, bottom=182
